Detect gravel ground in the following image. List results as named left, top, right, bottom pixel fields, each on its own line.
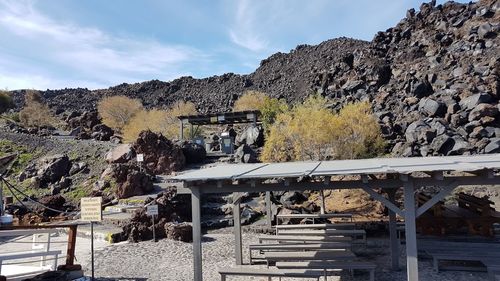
left=84, top=228, right=492, bottom=281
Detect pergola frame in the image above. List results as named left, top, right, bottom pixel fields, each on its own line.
left=174, top=155, right=500, bottom=281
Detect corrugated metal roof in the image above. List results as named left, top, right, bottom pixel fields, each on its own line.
left=172, top=154, right=500, bottom=182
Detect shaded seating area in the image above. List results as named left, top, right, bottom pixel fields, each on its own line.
left=416, top=192, right=500, bottom=236
left=174, top=153, right=500, bottom=281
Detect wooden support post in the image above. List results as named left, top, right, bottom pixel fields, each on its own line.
left=265, top=191, right=272, bottom=228
left=320, top=190, right=326, bottom=215
left=191, top=187, right=203, bottom=281
left=388, top=189, right=399, bottom=271
left=233, top=194, right=243, bottom=265
left=65, top=225, right=78, bottom=266
left=179, top=120, right=184, bottom=140
left=403, top=179, right=419, bottom=281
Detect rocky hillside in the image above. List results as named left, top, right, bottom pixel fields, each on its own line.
left=11, top=0, right=500, bottom=157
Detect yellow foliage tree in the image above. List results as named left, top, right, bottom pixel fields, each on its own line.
left=233, top=90, right=267, bottom=111
left=261, top=96, right=385, bottom=162
left=97, top=96, right=143, bottom=132
left=121, top=100, right=198, bottom=142
left=0, top=90, right=13, bottom=114
left=19, top=90, right=56, bottom=129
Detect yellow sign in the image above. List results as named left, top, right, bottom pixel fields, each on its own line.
left=80, top=197, right=102, bottom=222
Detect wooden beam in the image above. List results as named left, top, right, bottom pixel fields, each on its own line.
left=361, top=185, right=404, bottom=217
left=416, top=181, right=458, bottom=218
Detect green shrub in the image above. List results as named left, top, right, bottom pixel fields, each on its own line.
left=261, top=97, right=385, bottom=162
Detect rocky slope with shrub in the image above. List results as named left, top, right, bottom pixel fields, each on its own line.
left=9, top=0, right=500, bottom=157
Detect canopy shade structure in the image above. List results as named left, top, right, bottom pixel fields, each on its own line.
left=177, top=110, right=260, bottom=126
left=173, top=153, right=500, bottom=281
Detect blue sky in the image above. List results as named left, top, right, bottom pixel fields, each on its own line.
left=0, top=0, right=469, bottom=90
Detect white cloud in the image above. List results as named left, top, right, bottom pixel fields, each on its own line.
left=228, top=0, right=269, bottom=52
left=0, top=0, right=207, bottom=90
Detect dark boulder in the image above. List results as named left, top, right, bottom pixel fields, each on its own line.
left=165, top=222, right=193, bottom=242
left=180, top=141, right=207, bottom=164
left=132, top=130, right=185, bottom=175
left=234, top=144, right=258, bottom=163
left=91, top=124, right=114, bottom=141
left=484, top=138, right=500, bottom=153
left=103, top=164, right=154, bottom=199
left=236, top=125, right=265, bottom=147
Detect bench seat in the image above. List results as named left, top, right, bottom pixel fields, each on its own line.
left=249, top=243, right=351, bottom=264
left=219, top=267, right=324, bottom=281
left=276, top=261, right=376, bottom=281
left=264, top=250, right=355, bottom=264
left=259, top=235, right=352, bottom=243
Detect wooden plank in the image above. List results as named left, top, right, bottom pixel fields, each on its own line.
left=0, top=250, right=62, bottom=260
left=276, top=261, right=376, bottom=270
left=278, top=229, right=365, bottom=236
left=258, top=235, right=352, bottom=243
left=219, top=267, right=324, bottom=278
left=264, top=250, right=355, bottom=262
left=250, top=242, right=351, bottom=250
left=275, top=223, right=355, bottom=229
left=277, top=213, right=353, bottom=219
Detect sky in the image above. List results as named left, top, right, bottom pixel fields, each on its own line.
left=0, top=0, right=470, bottom=91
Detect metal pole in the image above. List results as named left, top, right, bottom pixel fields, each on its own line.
left=403, top=180, right=418, bottom=281
left=320, top=190, right=326, bottom=214
left=152, top=215, right=156, bottom=242
left=91, top=221, right=95, bottom=281
left=0, top=179, right=3, bottom=217
left=388, top=189, right=399, bottom=271
left=191, top=187, right=203, bottom=281
left=233, top=194, right=243, bottom=265
left=265, top=191, right=272, bottom=228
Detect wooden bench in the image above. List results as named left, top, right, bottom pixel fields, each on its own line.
left=278, top=229, right=366, bottom=244
left=426, top=249, right=500, bottom=273
left=456, top=193, right=500, bottom=236
left=264, top=250, right=355, bottom=264
left=259, top=235, right=352, bottom=244
left=0, top=250, right=62, bottom=274
left=276, top=261, right=376, bottom=281
left=219, top=267, right=324, bottom=281
left=249, top=243, right=351, bottom=264
left=275, top=223, right=355, bottom=234
left=277, top=213, right=353, bottom=224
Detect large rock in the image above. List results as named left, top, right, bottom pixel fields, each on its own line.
left=31, top=155, right=71, bottom=187
left=132, top=130, right=185, bottom=175
left=164, top=222, right=192, bottom=242
left=405, top=121, right=436, bottom=144
left=234, top=144, right=258, bottom=163
left=91, top=124, right=114, bottom=141
left=418, top=98, right=446, bottom=117
left=104, top=164, right=154, bottom=199
left=236, top=125, right=264, bottom=147
left=280, top=191, right=307, bottom=208
left=459, top=93, right=492, bottom=110
left=105, top=144, right=134, bottom=164
left=180, top=141, right=207, bottom=164
left=484, top=138, right=500, bottom=153
left=468, top=103, right=498, bottom=121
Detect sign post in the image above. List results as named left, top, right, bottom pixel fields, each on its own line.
left=146, top=204, right=159, bottom=242
left=81, top=197, right=102, bottom=281
left=137, top=154, right=144, bottom=173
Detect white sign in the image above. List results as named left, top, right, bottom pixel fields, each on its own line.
left=81, top=197, right=102, bottom=222
left=146, top=205, right=159, bottom=216
left=136, top=154, right=144, bottom=162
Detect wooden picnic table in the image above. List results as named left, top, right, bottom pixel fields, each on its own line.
left=249, top=242, right=351, bottom=264
left=277, top=213, right=353, bottom=224
left=276, top=261, right=376, bottom=281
